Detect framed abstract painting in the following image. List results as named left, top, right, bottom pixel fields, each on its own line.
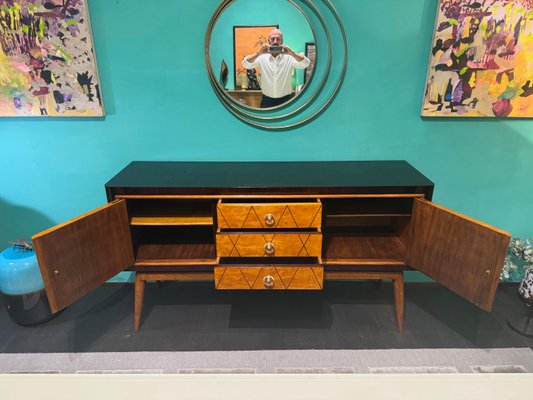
left=233, top=25, right=277, bottom=90
left=421, top=0, right=533, bottom=117
left=0, top=0, right=104, bottom=117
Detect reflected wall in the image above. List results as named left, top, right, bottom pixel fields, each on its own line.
left=210, top=0, right=314, bottom=91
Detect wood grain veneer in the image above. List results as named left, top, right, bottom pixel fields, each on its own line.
left=33, top=161, right=511, bottom=333
left=32, top=200, right=134, bottom=313
left=405, top=199, right=510, bottom=311
left=217, top=200, right=322, bottom=229
left=214, top=265, right=323, bottom=290
left=216, top=233, right=323, bottom=258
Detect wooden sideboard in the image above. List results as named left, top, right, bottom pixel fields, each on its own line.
left=32, top=161, right=510, bottom=332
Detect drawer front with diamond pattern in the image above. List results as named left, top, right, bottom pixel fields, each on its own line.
left=217, top=201, right=322, bottom=230
left=216, top=233, right=322, bottom=258
left=214, top=265, right=323, bottom=290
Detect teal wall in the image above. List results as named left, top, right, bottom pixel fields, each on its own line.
left=1, top=1, right=532, bottom=282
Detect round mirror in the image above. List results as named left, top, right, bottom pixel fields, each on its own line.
left=209, top=0, right=315, bottom=110
left=205, top=0, right=347, bottom=129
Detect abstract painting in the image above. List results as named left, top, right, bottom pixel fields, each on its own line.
left=233, top=25, right=277, bottom=90
left=0, top=0, right=104, bottom=117
left=422, top=0, right=533, bottom=117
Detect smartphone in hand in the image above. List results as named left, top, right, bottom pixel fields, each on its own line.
left=269, top=46, right=284, bottom=54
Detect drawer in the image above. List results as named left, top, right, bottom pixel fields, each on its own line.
left=217, top=200, right=322, bottom=229
left=215, top=265, right=324, bottom=290
left=216, top=232, right=322, bottom=257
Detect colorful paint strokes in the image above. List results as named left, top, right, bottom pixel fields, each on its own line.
left=422, top=0, right=533, bottom=117
left=0, top=0, right=103, bottom=117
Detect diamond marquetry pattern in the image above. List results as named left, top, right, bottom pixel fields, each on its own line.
left=216, top=233, right=322, bottom=257
left=214, top=266, right=324, bottom=289
left=217, top=202, right=322, bottom=229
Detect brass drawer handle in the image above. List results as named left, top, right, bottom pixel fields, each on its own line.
left=264, top=213, right=275, bottom=227
left=263, top=275, right=275, bottom=288
left=264, top=242, right=275, bottom=255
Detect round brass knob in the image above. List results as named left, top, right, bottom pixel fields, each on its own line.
left=264, top=213, right=275, bottom=227
left=264, top=242, right=275, bottom=255
left=263, top=275, right=275, bottom=288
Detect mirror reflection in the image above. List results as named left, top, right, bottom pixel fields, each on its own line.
left=210, top=0, right=315, bottom=109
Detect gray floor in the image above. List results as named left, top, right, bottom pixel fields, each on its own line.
left=1, top=281, right=532, bottom=353
left=2, top=348, right=533, bottom=374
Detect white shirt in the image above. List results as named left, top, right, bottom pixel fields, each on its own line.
left=242, top=53, right=310, bottom=98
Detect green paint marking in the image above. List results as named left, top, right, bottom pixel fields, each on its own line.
left=459, top=67, right=468, bottom=75
left=501, top=86, right=518, bottom=100
left=54, top=45, right=72, bottom=62
left=21, top=24, right=28, bottom=33
left=455, top=44, right=471, bottom=57
left=448, top=18, right=458, bottom=25
left=67, top=19, right=77, bottom=26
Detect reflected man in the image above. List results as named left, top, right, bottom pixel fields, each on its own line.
left=242, top=29, right=310, bottom=108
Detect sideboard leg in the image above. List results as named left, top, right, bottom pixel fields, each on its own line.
left=134, top=273, right=146, bottom=333
left=393, top=272, right=404, bottom=333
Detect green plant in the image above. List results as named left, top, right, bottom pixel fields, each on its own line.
left=9, top=239, right=34, bottom=253
left=501, top=238, right=533, bottom=282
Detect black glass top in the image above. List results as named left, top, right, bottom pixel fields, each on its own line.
left=105, top=161, right=434, bottom=190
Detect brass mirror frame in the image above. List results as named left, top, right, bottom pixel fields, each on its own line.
left=205, top=0, right=347, bottom=129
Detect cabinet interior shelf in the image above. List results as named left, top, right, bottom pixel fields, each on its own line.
left=127, top=199, right=214, bottom=226
left=134, top=258, right=218, bottom=267
left=134, top=243, right=217, bottom=265
left=324, top=235, right=406, bottom=261
left=130, top=216, right=213, bottom=226
left=327, top=213, right=411, bottom=218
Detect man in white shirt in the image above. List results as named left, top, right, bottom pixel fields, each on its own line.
left=242, top=29, right=310, bottom=108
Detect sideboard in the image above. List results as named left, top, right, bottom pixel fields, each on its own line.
left=32, top=161, right=510, bottom=332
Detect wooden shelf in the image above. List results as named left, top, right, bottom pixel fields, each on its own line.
left=127, top=199, right=214, bottom=226
left=326, top=215, right=410, bottom=227
left=327, top=214, right=411, bottom=218
left=130, top=216, right=213, bottom=226
left=134, top=243, right=216, bottom=265
left=133, top=259, right=217, bottom=267
left=324, top=234, right=406, bottom=261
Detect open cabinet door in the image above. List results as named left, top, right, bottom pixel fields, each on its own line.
left=32, top=200, right=134, bottom=313
left=405, top=198, right=510, bottom=311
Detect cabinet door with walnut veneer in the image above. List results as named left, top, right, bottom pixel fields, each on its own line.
left=32, top=200, right=134, bottom=313
left=404, top=198, right=510, bottom=311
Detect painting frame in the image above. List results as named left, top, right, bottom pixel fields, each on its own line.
left=421, top=0, right=533, bottom=118
left=233, top=24, right=278, bottom=90
left=0, top=0, right=105, bottom=117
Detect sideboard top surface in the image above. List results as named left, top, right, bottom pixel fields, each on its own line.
left=105, top=161, right=434, bottom=197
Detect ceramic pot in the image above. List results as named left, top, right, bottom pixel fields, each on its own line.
left=0, top=246, right=58, bottom=325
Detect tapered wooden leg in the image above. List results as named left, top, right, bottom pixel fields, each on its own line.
left=134, top=273, right=146, bottom=333
left=393, top=272, right=404, bottom=333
